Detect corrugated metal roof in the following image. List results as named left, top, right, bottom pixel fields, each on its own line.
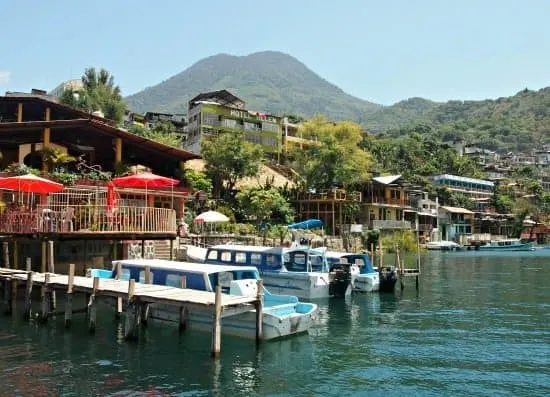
left=373, top=175, right=402, bottom=185
left=440, top=206, right=474, bottom=214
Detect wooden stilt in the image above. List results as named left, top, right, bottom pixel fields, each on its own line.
left=24, top=270, right=33, bottom=320
left=10, top=279, right=17, bottom=315
left=3, top=279, right=11, bottom=315
left=124, top=279, right=139, bottom=341
left=88, top=276, right=99, bottom=333
left=169, top=239, right=174, bottom=260
left=141, top=266, right=151, bottom=326
left=141, top=240, right=146, bottom=259
left=39, top=273, right=51, bottom=323
left=41, top=241, right=47, bottom=273
left=65, top=264, right=75, bottom=328
left=255, top=279, right=263, bottom=344
left=115, top=262, right=123, bottom=318
left=2, top=241, right=10, bottom=269
left=83, top=241, right=88, bottom=274
left=47, top=241, right=56, bottom=310
left=179, top=276, right=188, bottom=331
left=25, top=257, right=32, bottom=272
left=211, top=285, right=222, bottom=358
left=13, top=241, right=18, bottom=270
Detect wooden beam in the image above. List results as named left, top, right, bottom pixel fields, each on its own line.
left=114, top=137, right=122, bottom=163
left=13, top=241, right=18, bottom=270
left=17, top=103, right=23, bottom=122
left=2, top=242, right=9, bottom=269
left=23, top=270, right=33, bottom=320
left=142, top=267, right=152, bottom=325
left=65, top=263, right=75, bottom=328
left=115, top=262, right=123, bottom=318
left=47, top=241, right=56, bottom=310
left=39, top=273, right=51, bottom=323
left=255, top=279, right=263, bottom=344
left=88, top=276, right=99, bottom=333
left=211, top=285, right=222, bottom=358
left=179, top=276, right=188, bottom=332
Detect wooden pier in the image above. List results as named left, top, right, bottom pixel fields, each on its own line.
left=0, top=265, right=263, bottom=358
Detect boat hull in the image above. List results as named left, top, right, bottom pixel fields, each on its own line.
left=352, top=273, right=380, bottom=292
left=478, top=244, right=535, bottom=252
left=111, top=301, right=316, bottom=341
left=261, top=272, right=330, bottom=300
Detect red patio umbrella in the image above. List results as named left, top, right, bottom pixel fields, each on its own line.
left=111, top=172, right=178, bottom=206
left=0, top=173, right=64, bottom=194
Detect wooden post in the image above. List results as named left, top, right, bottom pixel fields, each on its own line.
left=25, top=257, right=32, bottom=272
left=47, top=241, right=56, bottom=310
left=3, top=279, right=11, bottom=315
left=211, top=285, right=222, bottom=358
left=141, top=240, right=145, bottom=259
left=169, top=239, right=174, bottom=260
left=2, top=241, right=9, bottom=269
left=255, top=279, right=263, bottom=344
left=10, top=279, right=17, bottom=315
left=41, top=241, right=47, bottom=273
left=65, top=264, right=75, bottom=328
left=114, top=262, right=123, bottom=318
left=179, top=276, right=188, bottom=331
left=24, top=270, right=33, bottom=320
left=40, top=273, right=51, bottom=323
left=13, top=241, right=18, bottom=270
left=124, top=279, right=139, bottom=341
left=141, top=266, right=151, bottom=326
left=88, top=276, right=99, bottom=333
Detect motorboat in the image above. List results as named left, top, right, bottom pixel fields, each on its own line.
left=88, top=259, right=318, bottom=340
left=477, top=239, right=535, bottom=251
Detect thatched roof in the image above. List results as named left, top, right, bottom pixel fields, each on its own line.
left=185, top=159, right=295, bottom=189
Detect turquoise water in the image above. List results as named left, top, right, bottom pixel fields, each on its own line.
left=1, top=251, right=549, bottom=396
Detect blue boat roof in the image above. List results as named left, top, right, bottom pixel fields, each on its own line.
left=287, top=219, right=323, bottom=230
left=208, top=245, right=284, bottom=254
left=112, top=259, right=259, bottom=275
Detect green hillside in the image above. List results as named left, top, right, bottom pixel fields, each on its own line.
left=125, top=51, right=381, bottom=121
left=125, top=51, right=550, bottom=152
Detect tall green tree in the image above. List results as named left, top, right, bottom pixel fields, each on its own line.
left=201, top=132, right=263, bottom=198
left=60, top=67, right=126, bottom=125
left=290, top=116, right=371, bottom=190
left=236, top=187, right=294, bottom=225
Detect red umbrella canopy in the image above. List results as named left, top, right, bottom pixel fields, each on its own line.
left=111, top=172, right=179, bottom=188
left=0, top=173, right=64, bottom=194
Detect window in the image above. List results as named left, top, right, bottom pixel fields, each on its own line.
left=166, top=273, right=206, bottom=290
left=235, top=252, right=247, bottom=264
left=244, top=122, right=259, bottom=131
left=138, top=270, right=155, bottom=284
left=261, top=122, right=278, bottom=133
left=207, top=250, right=218, bottom=260
left=202, top=112, right=219, bottom=126
left=220, top=251, right=232, bottom=262
left=265, top=254, right=279, bottom=267
left=250, top=253, right=262, bottom=265
left=221, top=118, right=237, bottom=129
left=117, top=268, right=131, bottom=280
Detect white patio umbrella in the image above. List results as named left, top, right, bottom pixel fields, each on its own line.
left=194, top=210, right=229, bottom=223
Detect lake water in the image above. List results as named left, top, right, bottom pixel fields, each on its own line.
left=1, top=251, right=549, bottom=396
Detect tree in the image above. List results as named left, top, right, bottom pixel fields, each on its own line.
left=201, top=132, right=263, bottom=198
left=60, top=67, right=126, bottom=125
left=236, top=187, right=294, bottom=225
left=290, top=116, right=371, bottom=190
left=183, top=168, right=213, bottom=195
left=129, top=122, right=182, bottom=147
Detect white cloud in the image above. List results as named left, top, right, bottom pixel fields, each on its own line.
left=0, top=71, right=10, bottom=85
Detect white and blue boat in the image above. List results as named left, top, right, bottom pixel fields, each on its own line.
left=477, top=239, right=535, bottom=251
left=321, top=250, right=380, bottom=292
left=197, top=245, right=357, bottom=300
left=89, top=259, right=318, bottom=341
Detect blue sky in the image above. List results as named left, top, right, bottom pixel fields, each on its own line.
left=1, top=0, right=549, bottom=105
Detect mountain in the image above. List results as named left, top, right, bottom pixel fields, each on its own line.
left=125, top=51, right=382, bottom=121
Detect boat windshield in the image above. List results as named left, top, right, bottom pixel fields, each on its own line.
left=209, top=269, right=260, bottom=293
left=284, top=250, right=326, bottom=272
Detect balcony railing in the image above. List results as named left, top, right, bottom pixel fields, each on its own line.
left=371, top=220, right=411, bottom=230
left=0, top=205, right=177, bottom=234
left=418, top=223, right=434, bottom=232
left=295, top=190, right=362, bottom=202
left=363, top=196, right=411, bottom=207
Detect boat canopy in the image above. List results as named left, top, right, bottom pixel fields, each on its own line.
left=287, top=219, right=323, bottom=230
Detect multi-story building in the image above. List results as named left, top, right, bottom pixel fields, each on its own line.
left=433, top=174, right=494, bottom=199
left=185, top=90, right=282, bottom=157
left=438, top=206, right=474, bottom=241
left=361, top=175, right=415, bottom=231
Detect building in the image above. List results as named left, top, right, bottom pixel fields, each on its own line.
left=438, top=206, right=474, bottom=242
left=0, top=92, right=200, bottom=274
left=433, top=174, right=494, bottom=199
left=185, top=90, right=282, bottom=157
left=361, top=175, right=416, bottom=231
left=49, top=79, right=84, bottom=98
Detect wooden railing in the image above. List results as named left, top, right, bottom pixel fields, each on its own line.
left=295, top=190, right=362, bottom=202
left=0, top=205, right=177, bottom=234
left=363, top=197, right=411, bottom=206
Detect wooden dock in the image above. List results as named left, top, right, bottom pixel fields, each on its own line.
left=0, top=265, right=263, bottom=358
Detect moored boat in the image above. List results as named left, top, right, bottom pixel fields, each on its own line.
left=88, top=259, right=318, bottom=340
left=321, top=250, right=380, bottom=292
left=477, top=239, right=535, bottom=251
left=201, top=245, right=356, bottom=299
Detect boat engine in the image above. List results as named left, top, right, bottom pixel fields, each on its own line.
left=379, top=266, right=398, bottom=293
left=328, top=263, right=352, bottom=298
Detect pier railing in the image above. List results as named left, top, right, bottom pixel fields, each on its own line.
left=0, top=205, right=177, bottom=234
